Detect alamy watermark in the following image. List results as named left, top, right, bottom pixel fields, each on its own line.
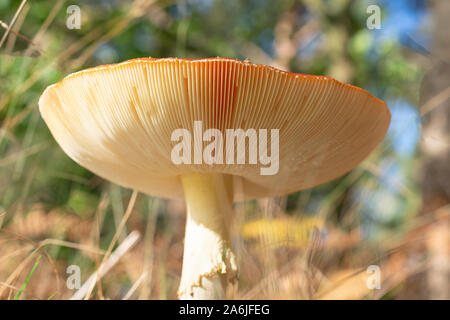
left=366, top=265, right=381, bottom=290
left=366, top=5, right=381, bottom=30
left=66, top=264, right=81, bottom=289
left=170, top=121, right=279, bottom=175
left=66, top=5, right=81, bottom=30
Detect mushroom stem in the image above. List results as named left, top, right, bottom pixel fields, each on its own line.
left=178, top=173, right=237, bottom=299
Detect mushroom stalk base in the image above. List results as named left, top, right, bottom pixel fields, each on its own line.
left=178, top=173, right=237, bottom=300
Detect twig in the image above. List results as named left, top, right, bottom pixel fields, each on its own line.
left=420, top=85, right=450, bottom=116
left=122, top=271, right=148, bottom=300
left=24, top=0, right=65, bottom=57
left=84, top=190, right=138, bottom=299
left=70, top=230, right=141, bottom=300
left=5, top=3, right=29, bottom=53
left=0, top=0, right=28, bottom=49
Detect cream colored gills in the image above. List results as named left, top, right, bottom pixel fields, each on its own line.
left=39, top=57, right=390, bottom=299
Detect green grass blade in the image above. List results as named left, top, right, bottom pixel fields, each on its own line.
left=47, top=292, right=56, bottom=300
left=13, top=255, right=42, bottom=300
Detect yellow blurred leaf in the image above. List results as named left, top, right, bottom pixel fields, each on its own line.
left=241, top=216, right=325, bottom=248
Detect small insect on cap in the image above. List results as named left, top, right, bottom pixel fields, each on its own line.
left=39, top=58, right=390, bottom=200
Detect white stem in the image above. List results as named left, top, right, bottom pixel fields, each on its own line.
left=178, top=173, right=237, bottom=300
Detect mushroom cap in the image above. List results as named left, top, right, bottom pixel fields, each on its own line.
left=39, top=57, right=390, bottom=201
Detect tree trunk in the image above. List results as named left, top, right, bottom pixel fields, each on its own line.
left=419, top=0, right=450, bottom=300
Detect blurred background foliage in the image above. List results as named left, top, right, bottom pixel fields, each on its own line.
left=0, top=0, right=448, bottom=299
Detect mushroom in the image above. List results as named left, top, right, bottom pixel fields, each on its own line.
left=38, top=57, right=390, bottom=299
